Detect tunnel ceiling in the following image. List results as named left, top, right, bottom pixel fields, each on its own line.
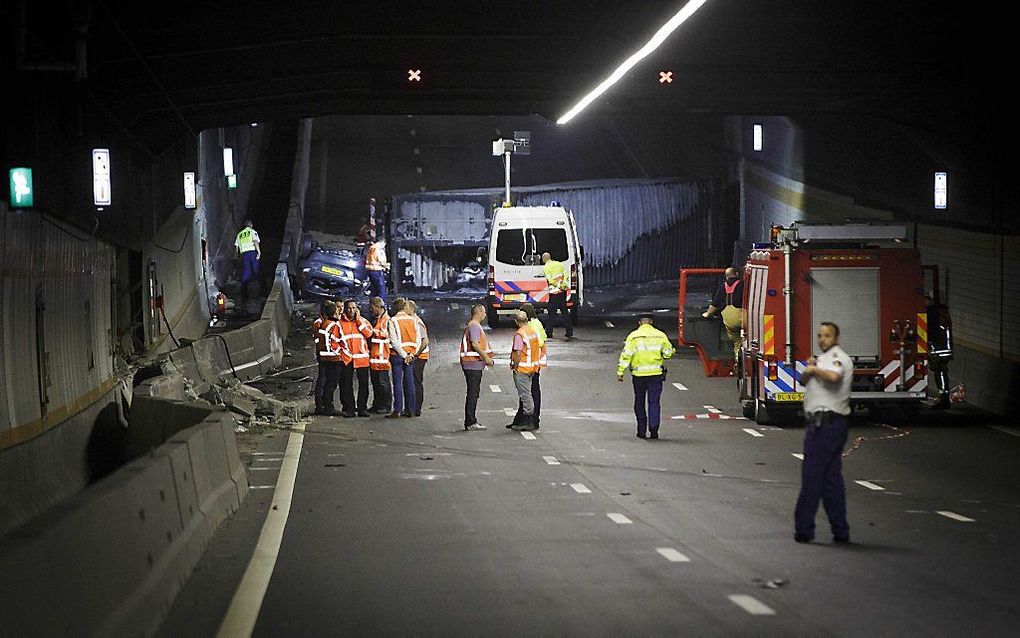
left=11, top=0, right=992, bottom=156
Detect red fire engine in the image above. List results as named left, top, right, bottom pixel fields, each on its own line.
left=737, top=222, right=947, bottom=424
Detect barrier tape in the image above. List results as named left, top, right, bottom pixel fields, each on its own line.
left=843, top=422, right=911, bottom=458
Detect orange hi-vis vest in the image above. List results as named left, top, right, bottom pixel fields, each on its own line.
left=512, top=324, right=541, bottom=374
left=318, top=319, right=343, bottom=363
left=337, top=317, right=373, bottom=367
left=391, top=314, right=420, bottom=356
left=312, top=316, right=324, bottom=359
left=416, top=318, right=430, bottom=360
left=366, top=243, right=385, bottom=271
left=370, top=313, right=392, bottom=370
left=459, top=321, right=493, bottom=365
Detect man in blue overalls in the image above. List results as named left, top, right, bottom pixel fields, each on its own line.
left=234, top=219, right=261, bottom=298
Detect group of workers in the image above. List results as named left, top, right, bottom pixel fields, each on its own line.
left=311, top=295, right=430, bottom=418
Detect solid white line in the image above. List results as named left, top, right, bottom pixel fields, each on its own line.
left=251, top=452, right=283, bottom=456
left=521, top=431, right=537, bottom=440
left=672, top=382, right=688, bottom=391
left=218, top=422, right=306, bottom=637
left=570, top=483, right=592, bottom=494
left=248, top=467, right=281, bottom=471
left=655, top=547, right=691, bottom=562
left=728, top=594, right=776, bottom=616
left=987, top=425, right=1020, bottom=438
left=248, top=485, right=275, bottom=490
left=742, top=428, right=765, bottom=438
left=936, top=510, right=976, bottom=522
left=489, top=384, right=502, bottom=393
left=607, top=513, right=633, bottom=524
left=855, top=480, right=886, bottom=491
left=791, top=453, right=804, bottom=460
left=542, top=456, right=561, bottom=465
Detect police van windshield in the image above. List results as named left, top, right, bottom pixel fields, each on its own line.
left=495, top=228, right=568, bottom=265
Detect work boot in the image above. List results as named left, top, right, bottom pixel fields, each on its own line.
left=512, top=416, right=535, bottom=431
left=385, top=411, right=401, bottom=419
left=357, top=410, right=371, bottom=417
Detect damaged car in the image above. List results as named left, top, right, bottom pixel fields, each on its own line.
left=297, top=233, right=371, bottom=300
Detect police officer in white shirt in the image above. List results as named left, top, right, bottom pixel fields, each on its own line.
left=794, top=321, right=854, bottom=544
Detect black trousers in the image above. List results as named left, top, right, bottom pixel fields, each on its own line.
left=513, top=371, right=542, bottom=426
left=413, top=358, right=427, bottom=415
left=794, top=412, right=850, bottom=539
left=321, top=362, right=342, bottom=412
left=370, top=368, right=392, bottom=412
left=463, top=368, right=483, bottom=427
left=547, top=293, right=572, bottom=337
left=339, top=363, right=370, bottom=414
left=314, top=360, right=327, bottom=410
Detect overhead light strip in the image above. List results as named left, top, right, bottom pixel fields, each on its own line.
left=556, top=0, right=711, bottom=125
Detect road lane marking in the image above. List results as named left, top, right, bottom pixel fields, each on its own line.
left=655, top=548, right=690, bottom=562
left=604, top=320, right=615, bottom=328
left=855, top=480, right=886, bottom=491
left=607, top=513, right=633, bottom=524
left=703, top=405, right=722, bottom=414
left=742, top=428, right=765, bottom=437
left=249, top=467, right=281, bottom=471
left=570, top=483, right=591, bottom=494
left=489, top=384, right=502, bottom=393
left=542, top=456, right=561, bottom=465
left=672, top=382, right=688, bottom=391
left=728, top=594, right=776, bottom=616
left=936, top=510, right=976, bottom=522
left=521, top=431, right=537, bottom=440
left=218, top=422, right=306, bottom=637
left=988, top=425, right=1020, bottom=438
left=252, top=452, right=283, bottom=456
left=249, top=485, right=275, bottom=490
left=503, top=407, right=517, bottom=417
left=450, top=302, right=460, bottom=310
left=791, top=453, right=804, bottom=460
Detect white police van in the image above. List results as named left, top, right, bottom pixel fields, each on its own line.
left=485, top=205, right=583, bottom=328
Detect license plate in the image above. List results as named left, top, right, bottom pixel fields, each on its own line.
left=502, top=293, right=526, bottom=302
left=772, top=392, right=804, bottom=402
left=321, top=265, right=343, bottom=276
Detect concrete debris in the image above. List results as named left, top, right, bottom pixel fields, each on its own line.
left=202, top=377, right=302, bottom=426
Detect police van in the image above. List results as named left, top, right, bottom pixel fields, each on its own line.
left=485, top=205, right=583, bottom=328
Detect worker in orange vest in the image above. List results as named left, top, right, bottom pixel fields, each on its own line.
left=365, top=239, right=389, bottom=301
left=336, top=298, right=375, bottom=417
left=460, top=303, right=494, bottom=430
left=318, top=302, right=345, bottom=416
left=368, top=296, right=393, bottom=414
left=386, top=297, right=420, bottom=418
left=312, top=300, right=338, bottom=415
left=510, top=310, right=542, bottom=431
left=405, top=299, right=431, bottom=416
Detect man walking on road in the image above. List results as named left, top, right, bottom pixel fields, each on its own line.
left=794, top=321, right=854, bottom=544
left=508, top=302, right=546, bottom=430
left=234, top=219, right=261, bottom=298
left=541, top=252, right=574, bottom=341
left=510, top=311, right=541, bottom=431
left=617, top=313, right=675, bottom=439
left=460, top=304, right=494, bottom=431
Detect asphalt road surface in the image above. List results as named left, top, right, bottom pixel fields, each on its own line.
left=162, top=298, right=1020, bottom=636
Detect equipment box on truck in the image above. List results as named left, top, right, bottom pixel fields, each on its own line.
left=485, top=205, right=583, bottom=327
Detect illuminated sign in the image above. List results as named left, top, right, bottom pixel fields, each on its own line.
left=753, top=124, right=763, bottom=152
left=407, top=69, right=422, bottom=82
left=93, top=148, right=111, bottom=206
left=223, top=147, right=234, bottom=176
left=934, top=172, right=947, bottom=209
left=184, top=172, right=196, bottom=209
left=658, top=70, right=673, bottom=84
left=9, top=167, right=33, bottom=208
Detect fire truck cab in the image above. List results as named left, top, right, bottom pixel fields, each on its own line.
left=739, top=221, right=937, bottom=424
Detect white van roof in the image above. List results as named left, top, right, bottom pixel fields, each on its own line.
left=492, top=206, right=569, bottom=222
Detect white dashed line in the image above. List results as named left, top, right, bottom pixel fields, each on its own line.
left=607, top=513, right=633, bottom=524
left=570, top=483, right=592, bottom=494
left=672, top=382, right=688, bottom=391
left=489, top=384, right=502, bottom=393
left=855, top=480, right=886, bottom=491
left=728, top=594, right=776, bottom=616
left=503, top=407, right=517, bottom=417
left=542, top=456, right=560, bottom=465
left=655, top=548, right=691, bottom=562
left=521, top=431, right=537, bottom=440
left=988, top=425, right=1020, bottom=438
left=604, top=320, right=615, bottom=328
left=450, top=302, right=460, bottom=310
left=791, top=453, right=804, bottom=460
left=249, top=485, right=275, bottom=490
left=703, top=405, right=723, bottom=414
left=936, top=510, right=976, bottom=522
left=742, top=428, right=765, bottom=437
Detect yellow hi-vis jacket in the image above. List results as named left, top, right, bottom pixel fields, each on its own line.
left=617, top=323, right=675, bottom=377
left=543, top=260, right=569, bottom=292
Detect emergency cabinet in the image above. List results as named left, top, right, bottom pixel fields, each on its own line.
left=739, top=222, right=940, bottom=424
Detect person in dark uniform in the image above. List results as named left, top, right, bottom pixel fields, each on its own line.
left=702, top=267, right=743, bottom=360
left=794, top=321, right=854, bottom=544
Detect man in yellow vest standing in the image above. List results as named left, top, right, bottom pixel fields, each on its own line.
left=510, top=310, right=542, bottom=431
left=234, top=219, right=262, bottom=298
left=541, top=252, right=574, bottom=341
left=618, top=313, right=675, bottom=439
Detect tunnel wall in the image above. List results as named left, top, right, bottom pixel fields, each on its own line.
left=733, top=153, right=1020, bottom=416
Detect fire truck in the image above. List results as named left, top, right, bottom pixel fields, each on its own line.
left=737, top=221, right=949, bottom=424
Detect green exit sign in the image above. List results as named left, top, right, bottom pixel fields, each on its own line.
left=9, top=167, right=33, bottom=208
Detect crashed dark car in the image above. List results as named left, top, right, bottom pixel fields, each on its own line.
left=297, top=239, right=370, bottom=300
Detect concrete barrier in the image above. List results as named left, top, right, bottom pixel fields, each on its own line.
left=0, top=407, right=245, bottom=636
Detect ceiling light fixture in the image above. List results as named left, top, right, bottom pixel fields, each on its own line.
left=556, top=0, right=711, bottom=125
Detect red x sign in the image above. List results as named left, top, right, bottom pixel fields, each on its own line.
left=659, top=70, right=673, bottom=84
left=408, top=69, right=422, bottom=82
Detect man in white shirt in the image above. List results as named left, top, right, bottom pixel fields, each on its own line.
left=794, top=321, right=854, bottom=545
